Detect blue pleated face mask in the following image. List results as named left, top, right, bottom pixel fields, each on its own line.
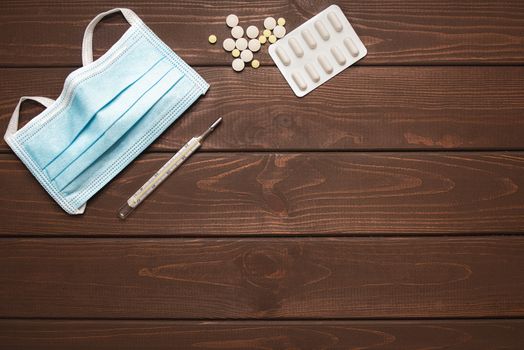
left=4, top=8, right=209, bottom=215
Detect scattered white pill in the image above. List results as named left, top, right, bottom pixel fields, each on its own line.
left=327, top=12, right=343, bottom=32
left=264, top=17, right=276, bottom=30
left=240, top=49, right=253, bottom=62
left=301, top=29, right=317, bottom=49
left=330, top=46, right=346, bottom=65
left=273, top=25, right=286, bottom=38
left=317, top=54, right=333, bottom=74
left=235, top=37, right=248, bottom=50
left=248, top=38, right=261, bottom=52
left=288, top=37, right=304, bottom=57
left=304, top=63, right=320, bottom=82
left=275, top=47, right=291, bottom=66
left=231, top=26, right=244, bottom=39
left=226, top=14, right=239, bottom=28
left=314, top=21, right=330, bottom=41
left=291, top=71, right=307, bottom=91
left=223, top=38, right=236, bottom=51
left=232, top=58, right=245, bottom=72
left=246, top=25, right=259, bottom=39
left=343, top=37, right=359, bottom=57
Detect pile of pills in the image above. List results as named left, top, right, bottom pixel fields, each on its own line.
left=208, top=14, right=287, bottom=72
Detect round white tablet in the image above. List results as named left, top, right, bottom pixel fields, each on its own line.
left=240, top=49, right=253, bottom=62
left=222, top=38, right=236, bottom=51
left=248, top=38, right=261, bottom=52
left=264, top=17, right=276, bottom=30
left=231, top=26, right=244, bottom=39
left=273, top=25, right=286, bottom=38
left=232, top=58, right=245, bottom=72
left=226, top=14, right=239, bottom=28
left=246, top=25, right=259, bottom=39
left=235, top=37, right=248, bottom=51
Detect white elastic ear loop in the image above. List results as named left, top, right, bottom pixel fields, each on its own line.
left=4, top=96, right=87, bottom=215
left=81, top=8, right=140, bottom=66
left=5, top=96, right=55, bottom=139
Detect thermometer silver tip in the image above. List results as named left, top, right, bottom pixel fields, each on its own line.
left=209, top=117, right=222, bottom=131
left=199, top=117, right=222, bottom=140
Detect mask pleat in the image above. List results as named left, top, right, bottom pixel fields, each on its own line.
left=44, top=59, right=177, bottom=181
left=53, top=66, right=184, bottom=191
left=23, top=37, right=165, bottom=169
left=61, top=77, right=197, bottom=198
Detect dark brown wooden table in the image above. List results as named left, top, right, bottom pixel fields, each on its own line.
left=1, top=1, right=524, bottom=348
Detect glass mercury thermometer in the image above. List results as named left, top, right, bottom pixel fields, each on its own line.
left=118, top=117, right=222, bottom=219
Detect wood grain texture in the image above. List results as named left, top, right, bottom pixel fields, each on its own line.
left=1, top=320, right=524, bottom=350
left=1, top=0, right=523, bottom=66
left=2, top=67, right=524, bottom=152
left=1, top=237, right=524, bottom=318
left=1, top=152, right=524, bottom=236
left=1, top=0, right=524, bottom=341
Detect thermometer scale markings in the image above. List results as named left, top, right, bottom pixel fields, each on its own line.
left=118, top=117, right=222, bottom=219
left=127, top=140, right=197, bottom=208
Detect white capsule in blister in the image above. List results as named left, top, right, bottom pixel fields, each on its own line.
left=267, top=5, right=367, bottom=97
left=248, top=38, right=261, bottom=52
left=318, top=54, right=333, bottom=74
left=276, top=47, right=291, bottom=66
left=235, top=38, right=248, bottom=51
left=330, top=46, right=346, bottom=65
left=288, top=37, right=304, bottom=57
left=304, top=63, right=320, bottom=83
left=327, top=12, right=343, bottom=32
left=301, top=29, right=317, bottom=49
left=291, top=71, right=307, bottom=91
left=314, top=21, right=330, bottom=41
left=344, top=37, right=359, bottom=57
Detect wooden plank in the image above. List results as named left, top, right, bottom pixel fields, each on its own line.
left=1, top=237, right=524, bottom=318
left=1, top=152, right=524, bottom=236
left=2, top=67, right=524, bottom=152
left=1, top=320, right=523, bottom=350
left=0, top=1, right=523, bottom=66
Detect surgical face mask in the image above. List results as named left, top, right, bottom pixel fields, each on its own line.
left=4, top=8, right=209, bottom=215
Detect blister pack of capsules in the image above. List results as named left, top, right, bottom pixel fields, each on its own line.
left=269, top=5, right=367, bottom=97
